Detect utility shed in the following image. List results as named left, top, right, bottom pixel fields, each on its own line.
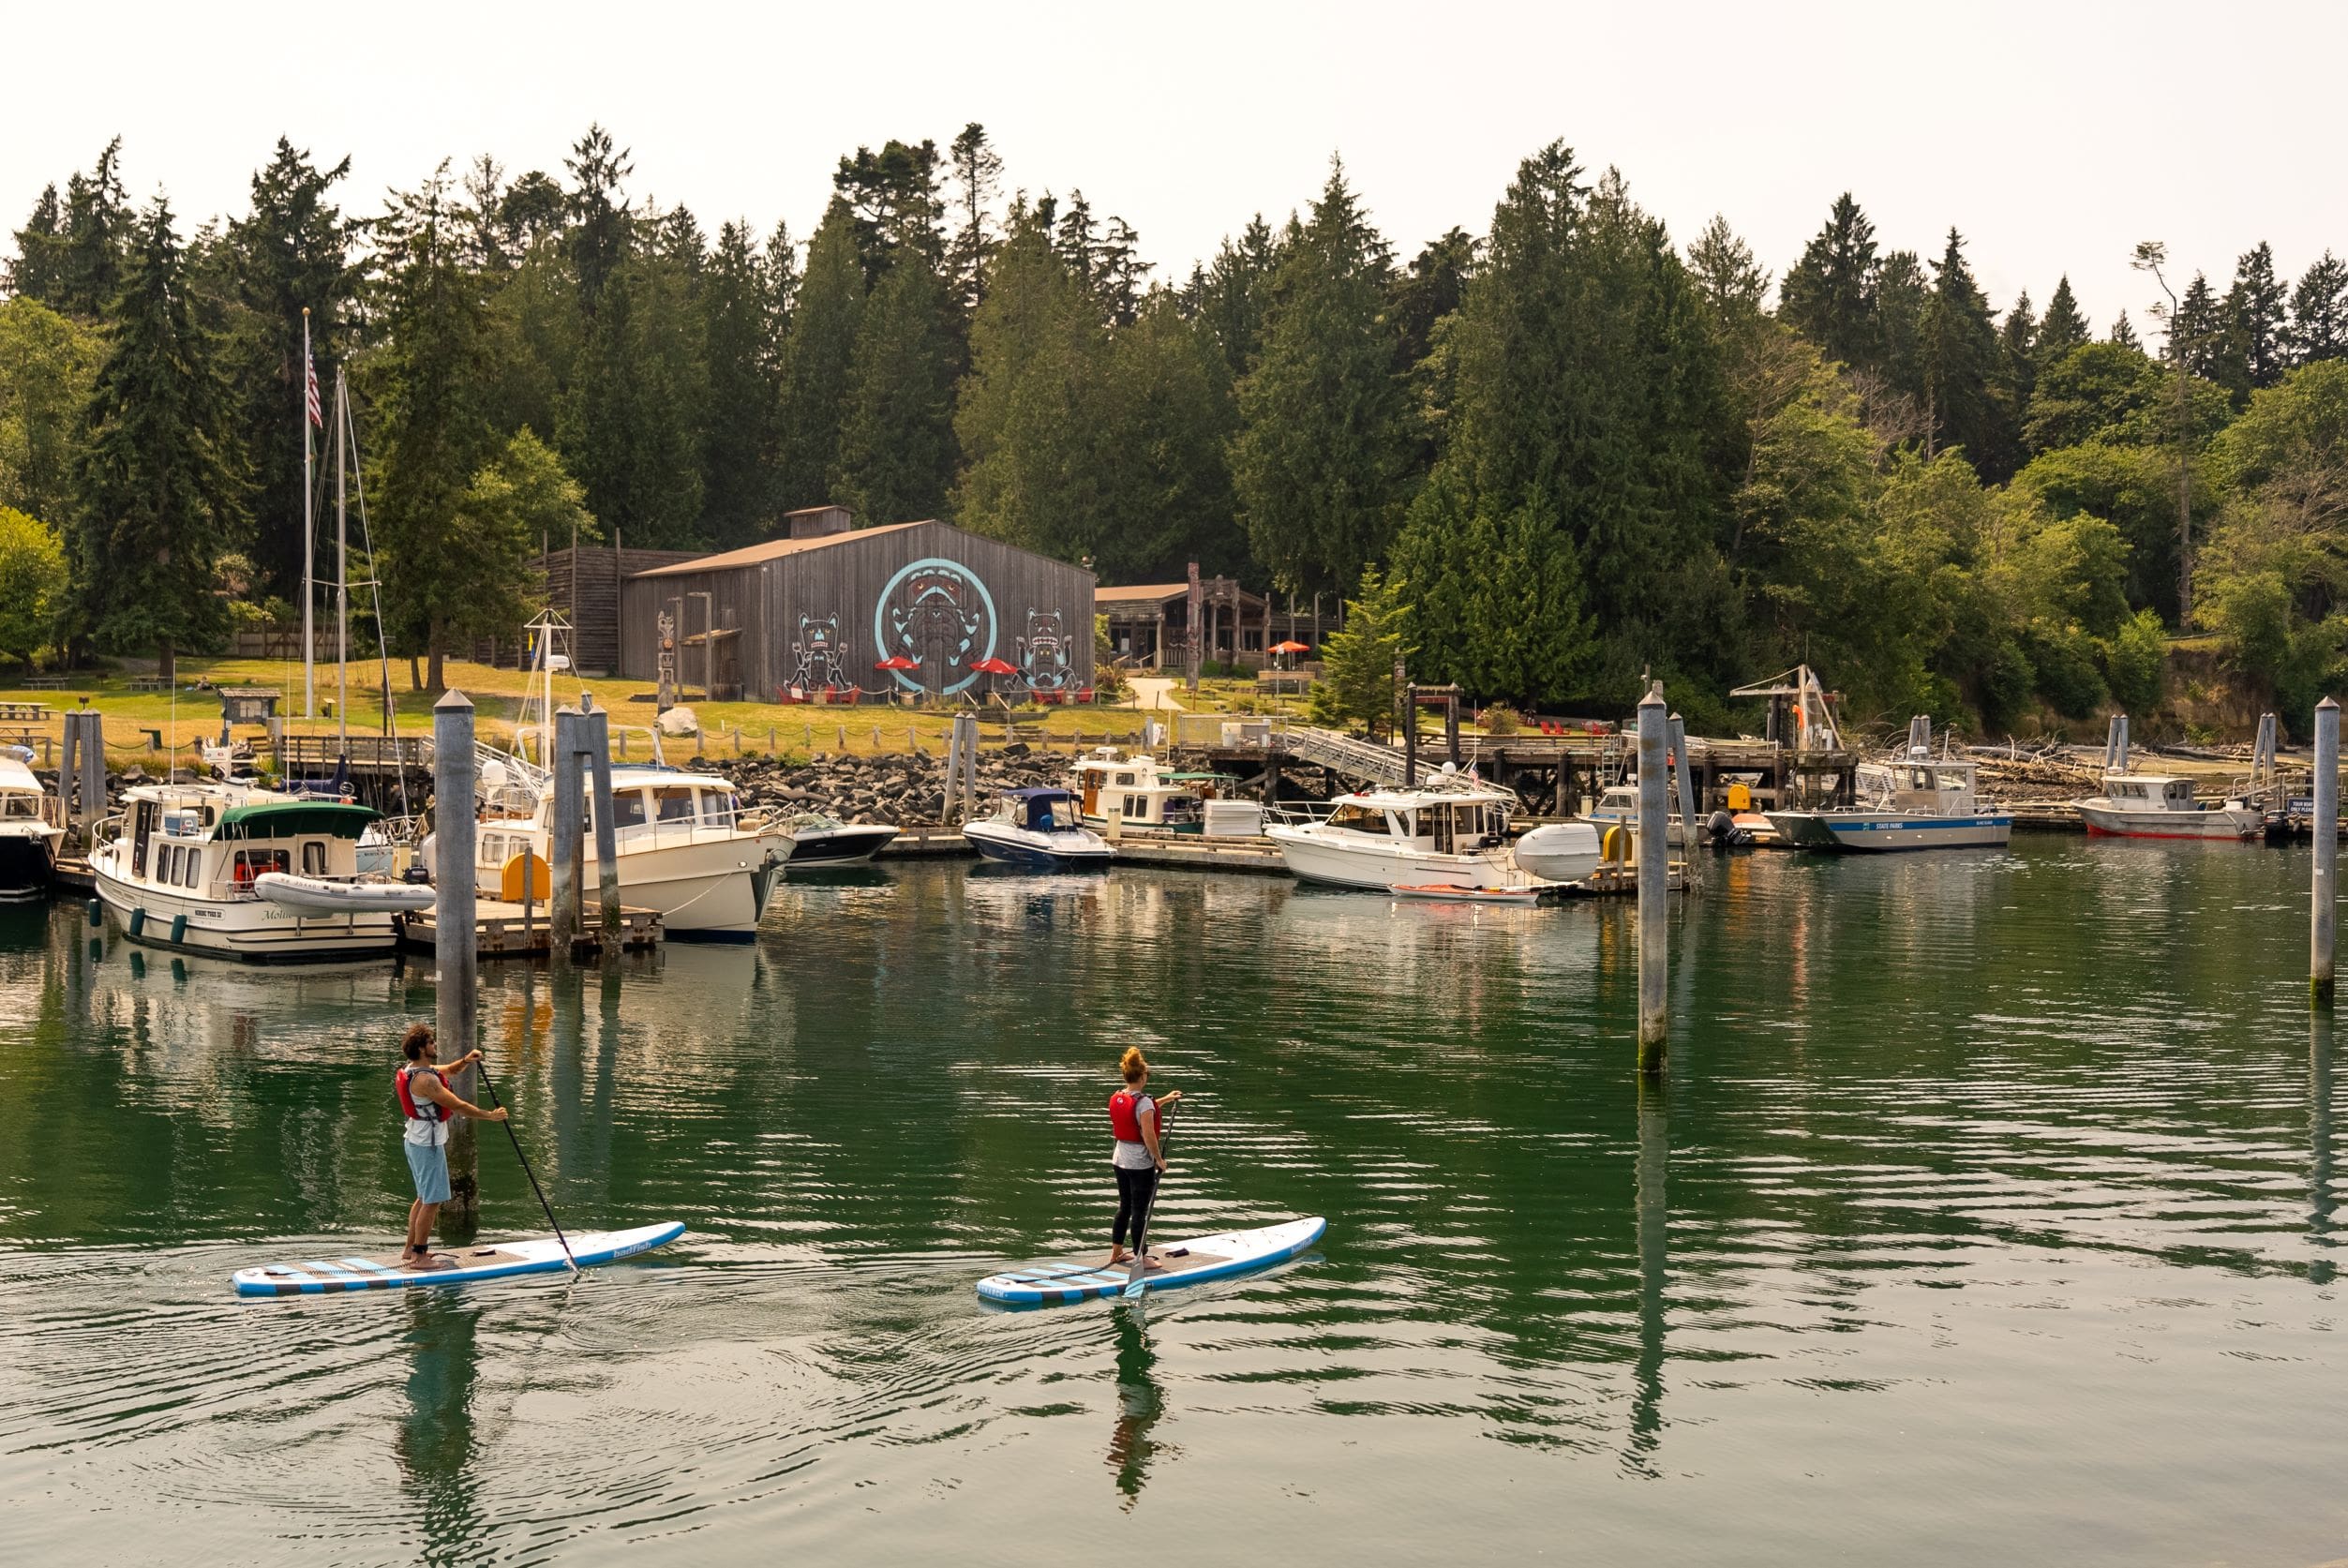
left=618, top=508, right=1098, bottom=700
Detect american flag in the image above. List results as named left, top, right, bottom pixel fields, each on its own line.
left=305, top=352, right=322, bottom=427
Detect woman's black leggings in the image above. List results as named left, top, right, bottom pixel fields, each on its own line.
left=1114, top=1165, right=1159, bottom=1252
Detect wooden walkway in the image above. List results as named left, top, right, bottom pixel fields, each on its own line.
left=396, top=901, right=662, bottom=957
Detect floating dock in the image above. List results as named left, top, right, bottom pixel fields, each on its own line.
left=396, top=901, right=662, bottom=958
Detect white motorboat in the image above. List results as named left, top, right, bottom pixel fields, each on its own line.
left=1513, top=820, right=1603, bottom=882
left=1578, top=783, right=1686, bottom=849
left=2076, top=773, right=2262, bottom=840
left=964, top=788, right=1114, bottom=868
left=91, top=784, right=404, bottom=960
left=1066, top=749, right=1216, bottom=834
left=473, top=763, right=788, bottom=940
left=1266, top=771, right=1541, bottom=891
left=0, top=745, right=62, bottom=899
left=780, top=812, right=901, bottom=866
left=1768, top=739, right=2012, bottom=852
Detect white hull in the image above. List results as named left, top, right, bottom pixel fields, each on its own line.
left=1766, top=811, right=2013, bottom=852
left=1578, top=809, right=1685, bottom=849
left=2078, top=802, right=2262, bottom=840
left=92, top=843, right=397, bottom=961
left=476, top=823, right=785, bottom=939
left=1267, top=826, right=1523, bottom=890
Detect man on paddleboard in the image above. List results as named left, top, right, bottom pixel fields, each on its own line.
left=1106, top=1047, right=1180, bottom=1270
left=396, top=1023, right=505, bottom=1268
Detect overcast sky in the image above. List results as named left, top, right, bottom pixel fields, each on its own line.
left=8, top=2, right=2341, bottom=331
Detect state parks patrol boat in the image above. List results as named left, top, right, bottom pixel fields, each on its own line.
left=1767, top=733, right=2013, bottom=853
left=91, top=784, right=411, bottom=961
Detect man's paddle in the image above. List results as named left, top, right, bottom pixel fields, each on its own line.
left=1123, top=1099, right=1176, bottom=1299
left=469, top=1048, right=579, bottom=1273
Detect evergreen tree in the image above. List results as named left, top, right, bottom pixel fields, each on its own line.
left=1996, top=290, right=2038, bottom=451
left=775, top=200, right=864, bottom=511
left=1095, top=291, right=1239, bottom=577
left=368, top=167, right=506, bottom=690
left=1054, top=190, right=1100, bottom=293
left=1393, top=227, right=1478, bottom=371
left=7, top=186, right=66, bottom=303
left=1096, top=216, right=1152, bottom=327
left=1920, top=229, right=2005, bottom=470
left=0, top=298, right=103, bottom=527
left=761, top=221, right=800, bottom=331
left=500, top=172, right=566, bottom=252
left=1229, top=157, right=1413, bottom=597
left=2035, top=276, right=2091, bottom=370
left=945, top=123, right=1002, bottom=318
left=2111, top=310, right=2141, bottom=350
left=1187, top=215, right=1282, bottom=381
left=1776, top=193, right=1879, bottom=371
left=2289, top=251, right=2348, bottom=366
left=218, top=138, right=361, bottom=602
left=1684, top=214, right=1769, bottom=322
left=55, top=140, right=131, bottom=319
left=700, top=219, right=782, bottom=545
left=1873, top=249, right=1930, bottom=408
left=564, top=246, right=708, bottom=547
left=1304, top=564, right=1413, bottom=735
left=2172, top=272, right=2225, bottom=380
left=832, top=250, right=956, bottom=524
left=564, top=124, right=633, bottom=315
left=2221, top=242, right=2289, bottom=397
left=833, top=139, right=945, bottom=279
left=68, top=197, right=246, bottom=679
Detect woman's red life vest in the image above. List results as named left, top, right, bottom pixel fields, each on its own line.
left=1109, top=1089, right=1153, bottom=1143
left=396, top=1067, right=446, bottom=1123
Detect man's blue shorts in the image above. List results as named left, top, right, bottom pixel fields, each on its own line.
left=405, top=1137, right=451, bottom=1204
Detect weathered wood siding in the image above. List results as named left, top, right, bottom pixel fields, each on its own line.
left=531, top=545, right=702, bottom=673
left=618, top=521, right=1097, bottom=700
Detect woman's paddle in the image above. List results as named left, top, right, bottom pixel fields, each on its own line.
left=470, top=1048, right=579, bottom=1274
left=1124, top=1100, right=1177, bottom=1299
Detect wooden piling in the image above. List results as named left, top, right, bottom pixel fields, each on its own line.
left=431, top=690, right=481, bottom=1218
left=582, top=700, right=621, bottom=934
left=1667, top=712, right=1698, bottom=887
left=1637, top=683, right=1668, bottom=1073
left=2315, top=696, right=2338, bottom=1007
left=549, top=709, right=584, bottom=956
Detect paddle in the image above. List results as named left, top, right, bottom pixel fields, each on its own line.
left=468, top=1047, right=579, bottom=1274
left=1124, top=1099, right=1177, bottom=1300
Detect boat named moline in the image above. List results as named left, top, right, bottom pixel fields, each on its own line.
left=92, top=784, right=413, bottom=961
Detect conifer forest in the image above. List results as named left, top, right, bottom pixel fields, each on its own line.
left=4, top=126, right=2346, bottom=729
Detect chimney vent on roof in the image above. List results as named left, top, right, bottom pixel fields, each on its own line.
left=785, top=504, right=854, bottom=540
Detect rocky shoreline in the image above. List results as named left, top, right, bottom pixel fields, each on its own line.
left=712, top=742, right=1071, bottom=826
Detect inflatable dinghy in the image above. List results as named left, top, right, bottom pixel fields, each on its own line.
left=253, top=872, right=437, bottom=915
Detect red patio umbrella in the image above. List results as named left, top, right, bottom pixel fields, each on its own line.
left=967, top=655, right=1019, bottom=702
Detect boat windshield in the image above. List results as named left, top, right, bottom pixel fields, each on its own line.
left=0, top=795, right=40, bottom=818
left=1325, top=802, right=1393, bottom=837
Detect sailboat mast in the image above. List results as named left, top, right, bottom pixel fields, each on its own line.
left=301, top=308, right=315, bottom=719
left=335, top=367, right=349, bottom=752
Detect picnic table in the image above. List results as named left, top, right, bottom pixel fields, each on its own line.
left=0, top=701, right=49, bottom=723
left=22, top=675, right=68, bottom=691
left=126, top=676, right=168, bottom=693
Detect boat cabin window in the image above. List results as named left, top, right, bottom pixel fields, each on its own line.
left=232, top=849, right=288, bottom=888
left=700, top=790, right=737, bottom=829
left=2163, top=780, right=2192, bottom=804
left=1114, top=772, right=1136, bottom=786
left=1123, top=795, right=1146, bottom=819
left=613, top=790, right=649, bottom=830
left=158, top=845, right=177, bottom=885
left=182, top=848, right=202, bottom=889
left=1325, top=802, right=1392, bottom=836
left=1, top=795, right=38, bottom=818
left=302, top=841, right=328, bottom=875
left=655, top=787, right=696, bottom=824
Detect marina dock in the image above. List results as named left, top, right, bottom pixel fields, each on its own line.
left=396, top=899, right=663, bottom=957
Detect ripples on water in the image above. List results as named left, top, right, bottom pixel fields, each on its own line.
left=1, top=844, right=2344, bottom=1565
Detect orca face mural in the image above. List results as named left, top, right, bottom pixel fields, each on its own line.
left=874, top=558, right=998, bottom=694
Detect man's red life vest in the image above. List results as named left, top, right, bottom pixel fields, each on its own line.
left=397, top=1066, right=446, bottom=1123
left=1109, top=1089, right=1153, bottom=1143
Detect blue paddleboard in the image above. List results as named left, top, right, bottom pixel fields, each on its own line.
left=977, top=1217, right=1325, bottom=1306
left=232, top=1221, right=685, bottom=1297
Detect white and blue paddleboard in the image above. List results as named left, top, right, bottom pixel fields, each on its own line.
left=232, top=1221, right=686, bottom=1297
left=977, top=1217, right=1325, bottom=1307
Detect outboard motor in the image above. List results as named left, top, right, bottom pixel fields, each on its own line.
left=1707, top=808, right=1748, bottom=847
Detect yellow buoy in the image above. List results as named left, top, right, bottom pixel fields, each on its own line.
left=501, top=849, right=550, bottom=903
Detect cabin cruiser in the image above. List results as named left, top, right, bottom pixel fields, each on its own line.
left=964, top=787, right=1114, bottom=868
left=2076, top=773, right=2262, bottom=840
left=473, top=762, right=788, bottom=940
left=91, top=782, right=416, bottom=960
left=779, top=812, right=900, bottom=866
left=1769, top=741, right=2012, bottom=852
left=1067, top=749, right=1215, bottom=834
left=0, top=745, right=62, bottom=899
left=1578, top=782, right=1687, bottom=849
left=1266, top=771, right=1537, bottom=891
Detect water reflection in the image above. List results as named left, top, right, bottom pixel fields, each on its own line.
left=2313, top=1012, right=2336, bottom=1287
left=1624, top=1078, right=1668, bottom=1478
left=396, top=1293, right=486, bottom=1566
left=1106, top=1307, right=1172, bottom=1505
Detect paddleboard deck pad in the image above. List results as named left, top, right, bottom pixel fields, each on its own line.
left=977, top=1217, right=1325, bottom=1306
left=232, top=1221, right=685, bottom=1296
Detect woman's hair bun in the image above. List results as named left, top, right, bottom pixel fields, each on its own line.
left=1119, top=1046, right=1148, bottom=1082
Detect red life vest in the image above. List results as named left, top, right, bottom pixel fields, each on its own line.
left=396, top=1067, right=446, bottom=1123
left=1109, top=1089, right=1153, bottom=1143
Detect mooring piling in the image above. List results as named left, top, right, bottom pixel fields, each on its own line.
left=2315, top=696, right=2339, bottom=1007
left=583, top=697, right=621, bottom=934
left=431, top=689, right=481, bottom=1217
left=550, top=709, right=584, bottom=954
left=1667, top=711, right=1698, bottom=889
left=1637, top=682, right=1668, bottom=1073
left=2104, top=712, right=2131, bottom=773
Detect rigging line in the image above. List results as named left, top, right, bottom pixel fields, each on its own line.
left=341, top=383, right=411, bottom=820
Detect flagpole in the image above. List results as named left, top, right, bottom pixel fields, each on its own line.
left=301, top=308, right=315, bottom=719
left=335, top=366, right=349, bottom=755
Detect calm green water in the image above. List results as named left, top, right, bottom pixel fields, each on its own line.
left=2, top=842, right=2343, bottom=1565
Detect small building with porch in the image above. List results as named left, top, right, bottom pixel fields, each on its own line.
left=1099, top=575, right=1276, bottom=671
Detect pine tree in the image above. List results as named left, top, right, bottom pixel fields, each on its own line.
left=2289, top=252, right=2348, bottom=366
left=775, top=200, right=864, bottom=511
left=55, top=140, right=131, bottom=319
left=1053, top=190, right=1101, bottom=294
left=1920, top=229, right=2005, bottom=470
left=1229, top=157, right=1413, bottom=597
left=1685, top=214, right=1769, bottom=322
left=1873, top=249, right=1930, bottom=409
left=1776, top=193, right=1879, bottom=371
left=831, top=251, right=956, bottom=524
left=700, top=219, right=781, bottom=545
left=2173, top=272, right=2224, bottom=381
left=218, top=138, right=361, bottom=603
left=2220, top=242, right=2289, bottom=400
left=2035, top=276, right=2091, bottom=370
left=1305, top=564, right=1414, bottom=735
left=564, top=246, right=708, bottom=547
left=1094, top=290, right=1238, bottom=577
left=68, top=197, right=246, bottom=679
left=1996, top=290, right=2038, bottom=463
left=1187, top=215, right=1282, bottom=381
left=1096, top=216, right=1152, bottom=327
left=2111, top=310, right=2141, bottom=350
left=7, top=186, right=66, bottom=303
left=833, top=139, right=945, bottom=280
left=564, top=124, right=633, bottom=316
left=944, top=123, right=1002, bottom=318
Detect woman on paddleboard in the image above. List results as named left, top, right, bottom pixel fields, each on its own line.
left=397, top=1023, right=505, bottom=1269
left=1106, top=1048, right=1180, bottom=1269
